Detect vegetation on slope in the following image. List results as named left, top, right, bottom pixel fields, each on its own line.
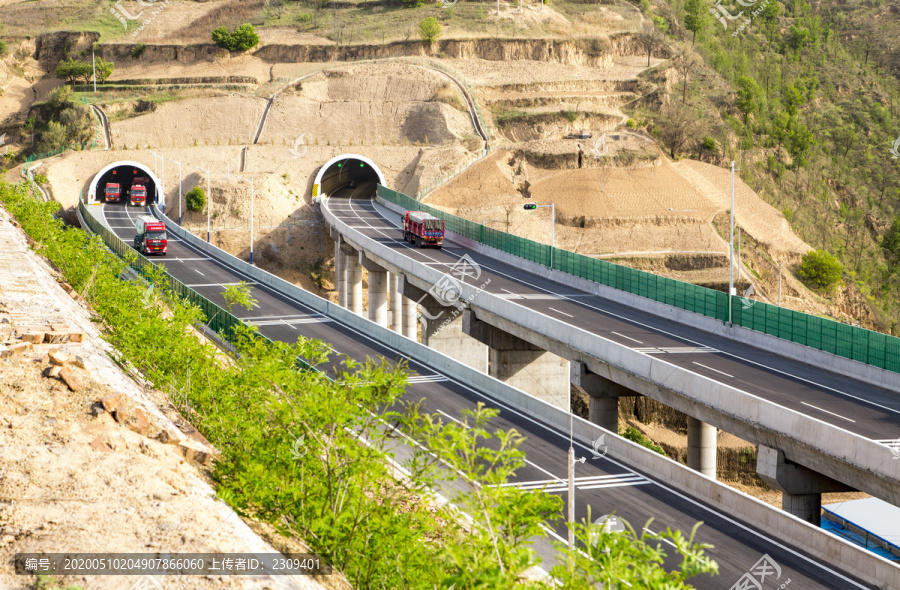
left=0, top=183, right=717, bottom=588
left=643, top=0, right=900, bottom=332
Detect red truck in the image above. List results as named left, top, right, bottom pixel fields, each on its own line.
left=403, top=211, right=444, bottom=248
left=130, top=176, right=149, bottom=207
left=104, top=182, right=121, bottom=203
left=133, top=215, right=167, bottom=256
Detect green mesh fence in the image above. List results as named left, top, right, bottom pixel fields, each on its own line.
left=376, top=185, right=900, bottom=374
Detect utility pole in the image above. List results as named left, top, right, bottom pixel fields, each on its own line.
left=195, top=164, right=212, bottom=243
left=235, top=175, right=255, bottom=265
left=728, top=160, right=736, bottom=325
left=168, top=158, right=182, bottom=226
left=778, top=263, right=783, bottom=307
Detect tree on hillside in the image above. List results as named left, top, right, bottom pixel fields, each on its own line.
left=638, top=24, right=666, bottom=67
left=418, top=17, right=443, bottom=43
left=94, top=57, right=114, bottom=83
left=784, top=118, right=814, bottom=168
left=735, top=76, right=760, bottom=123
left=884, top=218, right=900, bottom=266
left=55, top=58, right=91, bottom=84
left=37, top=120, right=66, bottom=153
left=761, top=1, right=780, bottom=47
left=798, top=249, right=843, bottom=291
left=656, top=102, right=699, bottom=159
left=186, top=186, right=206, bottom=212
left=212, top=23, right=259, bottom=51
left=674, top=51, right=701, bottom=104
left=787, top=24, right=812, bottom=62
left=59, top=106, right=94, bottom=146
left=683, top=0, right=706, bottom=46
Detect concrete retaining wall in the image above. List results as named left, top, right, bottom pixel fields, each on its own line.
left=375, top=197, right=900, bottom=394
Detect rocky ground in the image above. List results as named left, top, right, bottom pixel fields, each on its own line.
left=0, top=204, right=342, bottom=590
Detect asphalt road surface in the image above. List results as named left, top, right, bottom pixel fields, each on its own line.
left=100, top=200, right=878, bottom=589
left=325, top=190, right=900, bottom=451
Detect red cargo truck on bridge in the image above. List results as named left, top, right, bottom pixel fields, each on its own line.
left=402, top=211, right=445, bottom=248
left=133, top=216, right=167, bottom=256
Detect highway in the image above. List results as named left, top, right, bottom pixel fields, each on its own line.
left=98, top=199, right=877, bottom=589
left=323, top=186, right=900, bottom=449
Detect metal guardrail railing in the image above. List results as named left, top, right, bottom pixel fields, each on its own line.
left=376, top=184, right=900, bottom=374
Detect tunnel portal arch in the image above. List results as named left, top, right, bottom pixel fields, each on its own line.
left=312, top=154, right=387, bottom=198
left=88, top=161, right=161, bottom=206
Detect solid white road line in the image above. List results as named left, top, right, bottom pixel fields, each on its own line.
left=548, top=306, right=574, bottom=318
left=800, top=402, right=857, bottom=423
left=194, top=269, right=205, bottom=276
left=611, top=331, right=644, bottom=344
left=692, top=362, right=734, bottom=378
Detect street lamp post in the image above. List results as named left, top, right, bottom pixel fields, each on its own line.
left=778, top=263, right=783, bottom=307
left=168, top=158, right=182, bottom=226
left=523, top=202, right=555, bottom=267
left=728, top=160, right=736, bottom=325
left=195, top=164, right=212, bottom=243
left=235, top=175, right=255, bottom=265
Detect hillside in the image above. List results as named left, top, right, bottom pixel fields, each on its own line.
left=638, top=0, right=900, bottom=332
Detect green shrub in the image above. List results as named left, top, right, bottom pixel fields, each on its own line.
left=132, top=43, right=146, bottom=58
left=212, top=23, right=259, bottom=51
left=0, top=41, right=8, bottom=56
left=185, top=186, right=206, bottom=212
left=55, top=58, right=91, bottom=84
left=883, top=218, right=900, bottom=262
left=418, top=17, right=443, bottom=42
left=798, top=249, right=843, bottom=292
left=701, top=136, right=717, bottom=151
left=626, top=117, right=637, bottom=129
left=621, top=426, right=665, bottom=455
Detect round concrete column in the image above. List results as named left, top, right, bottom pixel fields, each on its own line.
left=346, top=254, right=363, bottom=315
left=589, top=396, right=618, bottom=433
left=781, top=492, right=822, bottom=526
left=402, top=295, right=417, bottom=340
left=368, top=268, right=388, bottom=327
left=334, top=240, right=346, bottom=309
left=687, top=417, right=717, bottom=478
left=390, top=273, right=402, bottom=333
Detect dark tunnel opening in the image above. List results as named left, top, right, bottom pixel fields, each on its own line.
left=96, top=165, right=158, bottom=205
left=319, top=157, right=381, bottom=199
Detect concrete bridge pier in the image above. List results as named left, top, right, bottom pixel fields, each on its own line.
left=337, top=240, right=362, bottom=314
left=463, top=310, right=569, bottom=408
left=360, top=253, right=388, bottom=327
left=401, top=280, right=488, bottom=371
left=687, top=417, right=717, bottom=479
left=570, top=362, right=639, bottom=432
left=330, top=229, right=347, bottom=309
left=756, top=444, right=854, bottom=525
left=402, top=294, right=417, bottom=340
left=390, top=273, right=402, bottom=333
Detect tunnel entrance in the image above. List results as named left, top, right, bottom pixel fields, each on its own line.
left=88, top=161, right=159, bottom=205
left=313, top=154, right=386, bottom=199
